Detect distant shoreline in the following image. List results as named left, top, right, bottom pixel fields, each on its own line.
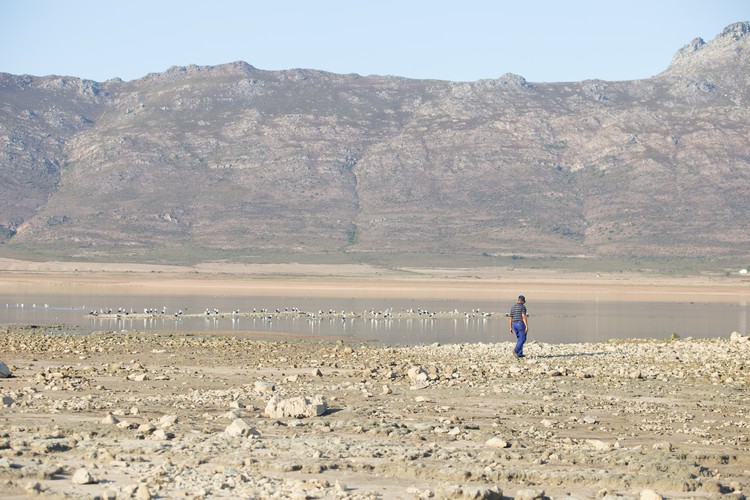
left=0, top=257, right=747, bottom=304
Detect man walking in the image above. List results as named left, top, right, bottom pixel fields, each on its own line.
left=509, top=295, right=528, bottom=358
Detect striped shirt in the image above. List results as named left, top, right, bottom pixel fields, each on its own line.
left=510, top=303, right=526, bottom=322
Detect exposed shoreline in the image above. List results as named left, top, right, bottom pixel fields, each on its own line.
left=1, top=327, right=749, bottom=499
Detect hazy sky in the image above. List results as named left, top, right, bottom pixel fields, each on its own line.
left=1, top=1, right=747, bottom=83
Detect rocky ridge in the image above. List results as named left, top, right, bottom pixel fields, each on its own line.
left=0, top=23, right=749, bottom=263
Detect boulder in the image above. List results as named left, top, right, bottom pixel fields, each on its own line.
left=264, top=395, right=327, bottom=418
left=71, top=468, right=96, bottom=485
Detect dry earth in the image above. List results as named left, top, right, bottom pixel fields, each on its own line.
left=1, top=328, right=749, bottom=500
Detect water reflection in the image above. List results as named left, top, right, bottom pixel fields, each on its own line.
left=2, top=294, right=748, bottom=345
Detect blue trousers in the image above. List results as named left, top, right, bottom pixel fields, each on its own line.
left=513, top=321, right=526, bottom=356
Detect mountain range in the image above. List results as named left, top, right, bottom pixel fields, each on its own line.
left=1, top=22, right=749, bottom=267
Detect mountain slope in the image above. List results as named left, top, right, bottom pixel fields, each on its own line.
left=1, top=23, right=749, bottom=263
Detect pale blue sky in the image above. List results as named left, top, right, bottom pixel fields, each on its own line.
left=0, top=0, right=747, bottom=83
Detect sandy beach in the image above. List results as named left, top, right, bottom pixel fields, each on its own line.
left=1, top=258, right=749, bottom=499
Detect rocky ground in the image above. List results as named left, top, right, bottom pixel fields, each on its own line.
left=1, top=326, right=749, bottom=499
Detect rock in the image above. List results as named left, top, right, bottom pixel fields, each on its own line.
left=138, top=423, right=156, bottom=434
left=408, top=366, right=429, bottom=382
left=71, top=468, right=97, bottom=484
left=486, top=437, right=509, bottom=448
left=158, top=414, right=178, bottom=428
left=311, top=368, right=323, bottom=377
left=224, top=409, right=242, bottom=419
left=225, top=418, right=261, bottom=438
left=116, top=419, right=134, bottom=429
left=730, top=331, right=748, bottom=343
left=586, top=439, right=611, bottom=451
left=640, top=489, right=663, bottom=500
left=25, top=481, right=42, bottom=494
left=438, top=484, right=503, bottom=499
left=136, top=484, right=152, bottom=500
left=102, top=413, right=120, bottom=425
left=652, top=441, right=673, bottom=452
left=0, top=361, right=11, bottom=378
left=515, top=488, right=545, bottom=500
left=264, top=395, right=327, bottom=418
left=1, top=395, right=14, bottom=407
left=382, top=384, right=392, bottom=395
left=254, top=380, right=275, bottom=394
left=152, top=429, right=174, bottom=440
left=582, top=415, right=598, bottom=424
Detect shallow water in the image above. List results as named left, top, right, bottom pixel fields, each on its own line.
left=1, top=292, right=747, bottom=345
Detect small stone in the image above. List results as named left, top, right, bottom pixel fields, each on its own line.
left=382, top=384, right=392, bottom=395
left=25, top=481, right=42, bottom=494
left=730, top=331, right=748, bottom=343
left=515, top=488, right=545, bottom=500
left=1, top=395, right=14, bottom=407
left=586, top=439, right=611, bottom=451
left=311, top=368, right=323, bottom=377
left=0, top=361, right=11, bottom=378
left=152, top=429, right=174, bottom=440
left=652, top=441, right=673, bottom=452
left=486, top=437, right=509, bottom=448
left=136, top=484, right=152, bottom=500
left=71, top=468, right=96, bottom=485
left=158, top=414, right=178, bottom=428
left=640, top=489, right=663, bottom=500
left=102, top=413, right=120, bottom=425
left=407, top=366, right=429, bottom=382
left=582, top=415, right=598, bottom=424
left=138, top=423, right=156, bottom=434
left=116, top=419, right=134, bottom=429
left=254, top=380, right=275, bottom=394
left=225, top=418, right=261, bottom=438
